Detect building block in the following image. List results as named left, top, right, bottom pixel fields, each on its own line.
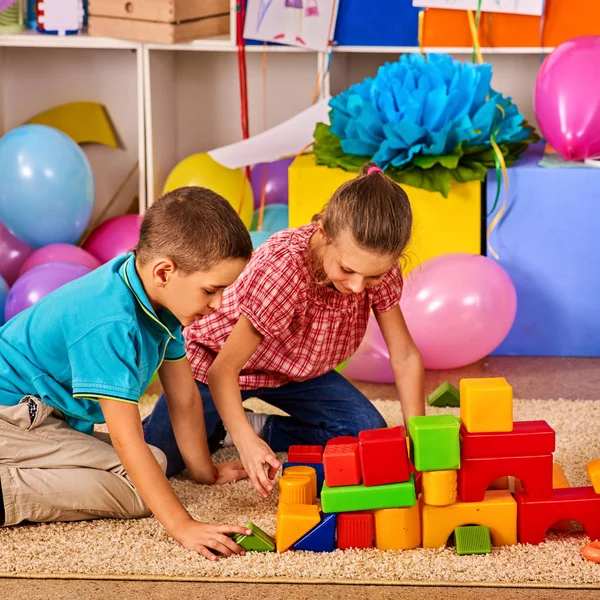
left=282, top=466, right=317, bottom=503
left=454, top=526, right=492, bottom=556
left=409, top=460, right=423, bottom=495
left=292, top=513, right=337, bottom=552
left=586, top=459, right=600, bottom=494
left=551, top=463, right=572, bottom=532
left=374, top=504, right=421, bottom=550
left=278, top=473, right=313, bottom=506
left=358, top=426, right=410, bottom=487
left=288, top=445, right=323, bottom=464
left=460, top=378, right=513, bottom=433
left=321, top=474, right=416, bottom=514
left=232, top=522, right=275, bottom=552
left=408, top=414, right=460, bottom=472
left=458, top=454, right=553, bottom=502
left=323, top=439, right=361, bottom=487
left=337, top=511, right=374, bottom=549
left=422, top=470, right=457, bottom=506
left=427, top=381, right=460, bottom=407
left=282, top=462, right=325, bottom=498
left=516, top=487, right=600, bottom=545
left=460, top=421, right=555, bottom=459
left=276, top=504, right=321, bottom=552
left=421, top=490, right=517, bottom=548
left=326, top=436, right=358, bottom=446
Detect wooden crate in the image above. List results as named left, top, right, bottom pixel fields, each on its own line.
left=88, top=0, right=230, bottom=44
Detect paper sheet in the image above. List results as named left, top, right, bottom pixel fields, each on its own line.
left=412, top=0, right=545, bottom=16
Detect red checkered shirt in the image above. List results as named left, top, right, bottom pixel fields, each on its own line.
left=185, top=223, right=403, bottom=389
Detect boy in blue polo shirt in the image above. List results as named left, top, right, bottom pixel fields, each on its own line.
left=0, top=186, right=255, bottom=561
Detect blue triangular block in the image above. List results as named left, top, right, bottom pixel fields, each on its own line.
left=282, top=462, right=325, bottom=497
left=293, top=513, right=337, bottom=552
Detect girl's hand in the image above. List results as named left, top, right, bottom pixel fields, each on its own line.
left=236, top=432, right=280, bottom=498
left=214, top=460, right=248, bottom=485
left=175, top=520, right=252, bottom=560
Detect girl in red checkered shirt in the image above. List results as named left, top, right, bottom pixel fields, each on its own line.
left=144, top=163, right=425, bottom=498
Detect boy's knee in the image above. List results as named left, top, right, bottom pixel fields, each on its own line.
left=333, top=406, right=388, bottom=438
left=149, top=444, right=168, bottom=474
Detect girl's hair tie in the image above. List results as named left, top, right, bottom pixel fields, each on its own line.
left=367, top=166, right=383, bottom=175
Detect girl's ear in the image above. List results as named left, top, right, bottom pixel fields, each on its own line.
left=315, top=219, right=328, bottom=243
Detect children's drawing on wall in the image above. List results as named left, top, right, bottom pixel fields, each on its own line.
left=412, top=0, right=544, bottom=16
left=244, top=0, right=339, bottom=52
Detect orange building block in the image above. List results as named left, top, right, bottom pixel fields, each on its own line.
left=278, top=474, right=313, bottom=506
left=276, top=504, right=321, bottom=552
left=422, top=470, right=457, bottom=507
left=283, top=465, right=318, bottom=503
left=460, top=378, right=513, bottom=433
left=374, top=504, right=421, bottom=550
left=586, top=459, right=600, bottom=494
left=422, top=1, right=600, bottom=48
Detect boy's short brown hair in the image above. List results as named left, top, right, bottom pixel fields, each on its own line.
left=136, top=186, right=253, bottom=273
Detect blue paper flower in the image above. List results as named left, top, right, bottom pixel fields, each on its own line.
left=328, top=53, right=530, bottom=170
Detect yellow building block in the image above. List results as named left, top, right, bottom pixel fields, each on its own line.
left=422, top=470, right=457, bottom=506
left=276, top=504, right=321, bottom=552
left=278, top=474, right=313, bottom=506
left=421, top=490, right=517, bottom=548
left=460, top=378, right=513, bottom=433
left=586, top=459, right=600, bottom=494
left=374, top=504, right=421, bottom=550
left=288, top=154, right=481, bottom=273
left=283, top=465, right=317, bottom=503
left=552, top=462, right=572, bottom=531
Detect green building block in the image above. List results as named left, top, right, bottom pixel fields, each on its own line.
left=232, top=522, right=275, bottom=552
left=321, top=474, right=415, bottom=513
left=427, top=381, right=460, bottom=407
left=454, top=525, right=492, bottom=556
left=408, top=414, right=460, bottom=472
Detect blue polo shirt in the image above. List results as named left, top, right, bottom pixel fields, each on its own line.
left=0, top=253, right=186, bottom=435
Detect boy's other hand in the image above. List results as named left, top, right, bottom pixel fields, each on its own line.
left=175, top=521, right=252, bottom=560
left=236, top=433, right=280, bottom=498
left=214, top=460, right=248, bottom=485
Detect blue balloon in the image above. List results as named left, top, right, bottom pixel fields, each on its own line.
left=0, top=274, right=8, bottom=327
left=249, top=230, right=272, bottom=250
left=0, top=125, right=94, bottom=248
left=250, top=203, right=289, bottom=234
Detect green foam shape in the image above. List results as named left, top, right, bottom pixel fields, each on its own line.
left=408, top=414, right=461, bottom=472
left=232, top=522, right=275, bottom=552
left=427, top=381, right=460, bottom=407
left=454, top=525, right=492, bottom=556
left=321, top=474, right=416, bottom=513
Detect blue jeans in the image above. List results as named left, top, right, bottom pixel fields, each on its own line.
left=142, top=371, right=387, bottom=478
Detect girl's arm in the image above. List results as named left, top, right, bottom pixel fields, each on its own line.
left=375, top=305, right=425, bottom=424
left=207, top=315, right=280, bottom=499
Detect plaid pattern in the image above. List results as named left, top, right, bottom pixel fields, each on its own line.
left=185, top=224, right=403, bottom=390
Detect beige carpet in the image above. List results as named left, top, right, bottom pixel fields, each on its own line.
left=1, top=396, right=600, bottom=588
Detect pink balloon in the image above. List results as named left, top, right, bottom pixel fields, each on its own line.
left=83, top=214, right=143, bottom=264
left=19, top=243, right=101, bottom=277
left=0, top=221, right=34, bottom=286
left=534, top=36, right=600, bottom=161
left=400, top=253, right=516, bottom=370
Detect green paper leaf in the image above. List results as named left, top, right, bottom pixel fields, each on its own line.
left=412, top=143, right=464, bottom=170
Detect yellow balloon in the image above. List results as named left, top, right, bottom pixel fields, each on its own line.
left=162, top=153, right=254, bottom=229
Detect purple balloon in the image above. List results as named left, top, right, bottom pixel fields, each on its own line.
left=0, top=1, right=17, bottom=12
left=5, top=261, right=92, bottom=322
left=0, top=221, right=34, bottom=286
left=83, top=214, right=143, bottom=264
left=19, top=243, right=101, bottom=277
left=535, top=36, right=600, bottom=161
left=250, top=157, right=294, bottom=210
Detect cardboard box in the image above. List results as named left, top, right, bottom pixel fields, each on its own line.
left=289, top=154, right=482, bottom=273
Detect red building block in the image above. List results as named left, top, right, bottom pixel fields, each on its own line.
left=460, top=421, right=555, bottom=459
left=337, top=511, right=374, bottom=549
left=326, top=436, right=358, bottom=446
left=516, top=487, right=600, bottom=544
left=323, top=440, right=361, bottom=487
left=458, top=454, right=553, bottom=502
left=288, top=445, right=323, bottom=464
left=358, top=426, right=410, bottom=487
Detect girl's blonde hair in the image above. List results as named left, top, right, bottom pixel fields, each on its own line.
left=313, top=162, right=412, bottom=258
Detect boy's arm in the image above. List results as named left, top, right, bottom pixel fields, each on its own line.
left=375, top=305, right=425, bottom=423
left=99, top=398, right=252, bottom=560
left=207, top=315, right=280, bottom=499
left=158, top=357, right=245, bottom=485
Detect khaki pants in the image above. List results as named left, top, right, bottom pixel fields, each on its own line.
left=0, top=397, right=167, bottom=526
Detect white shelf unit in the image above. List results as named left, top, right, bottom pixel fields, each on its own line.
left=0, top=30, right=553, bottom=216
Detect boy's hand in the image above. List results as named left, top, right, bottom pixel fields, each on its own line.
left=236, top=432, right=280, bottom=498
left=175, top=521, right=252, bottom=560
left=214, top=460, right=248, bottom=485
